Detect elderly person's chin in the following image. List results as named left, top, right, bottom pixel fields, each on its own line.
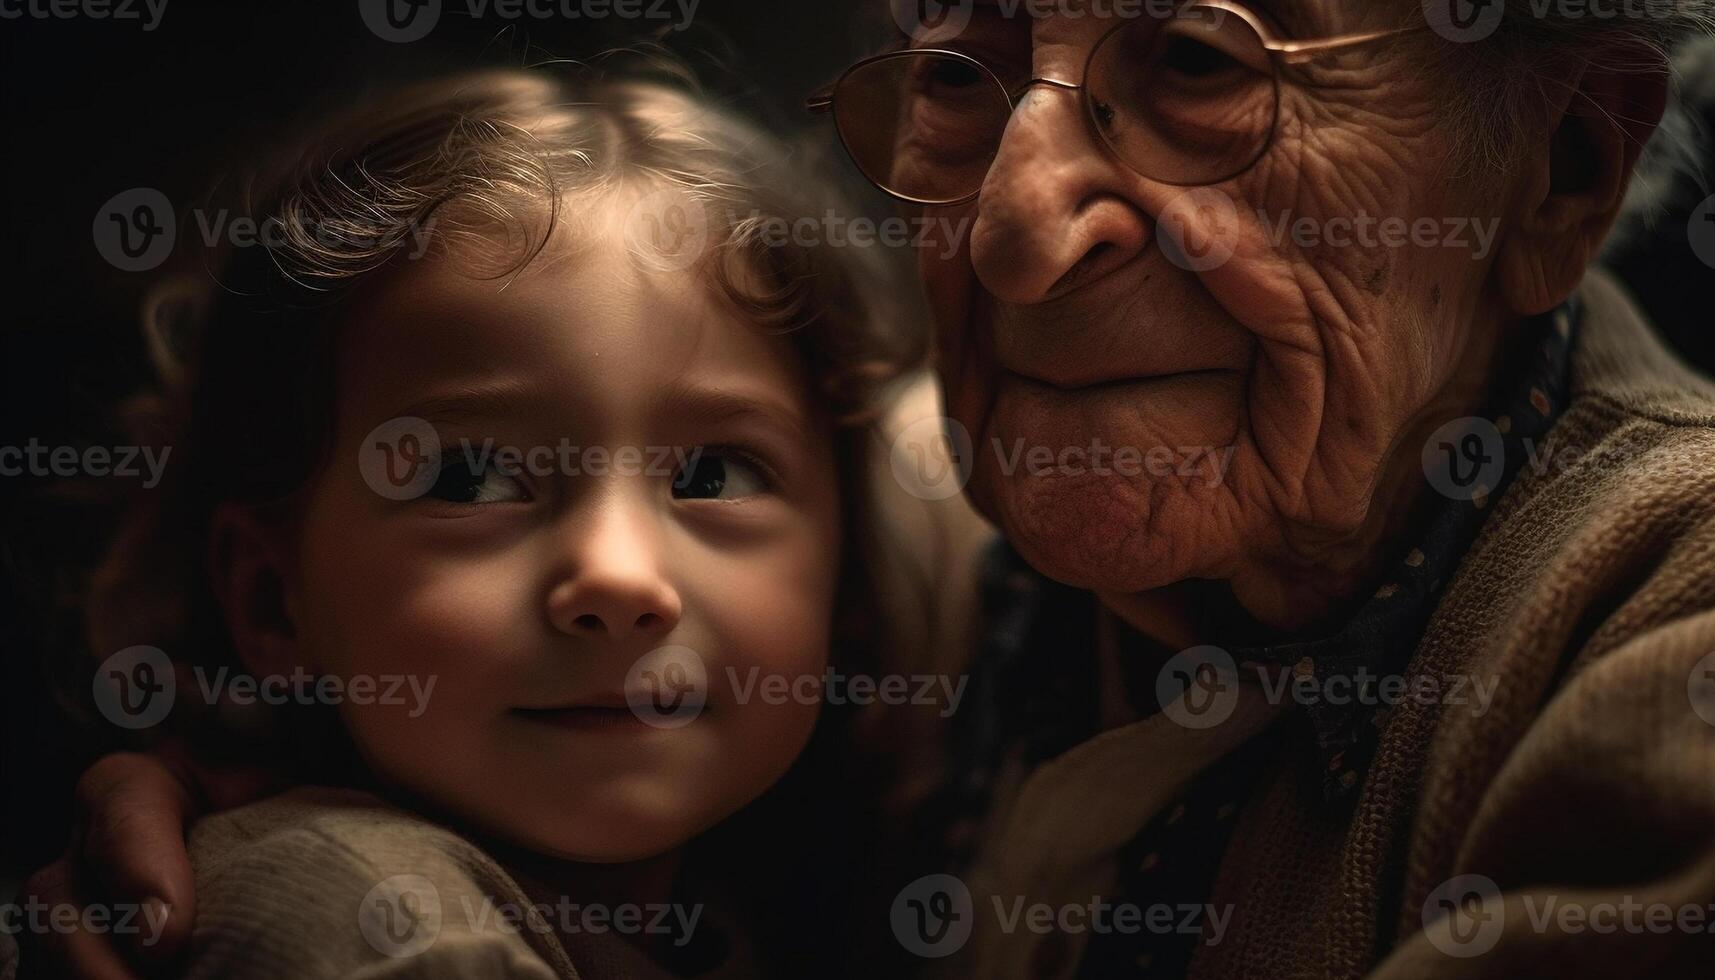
left=960, top=366, right=1250, bottom=594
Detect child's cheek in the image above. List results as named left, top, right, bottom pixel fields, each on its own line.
left=297, top=530, right=537, bottom=792
left=695, top=521, right=838, bottom=769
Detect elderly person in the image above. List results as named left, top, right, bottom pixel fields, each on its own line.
left=812, top=1, right=1715, bottom=977
left=22, top=1, right=1715, bottom=978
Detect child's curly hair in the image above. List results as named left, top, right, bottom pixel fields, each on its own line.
left=81, top=63, right=928, bottom=743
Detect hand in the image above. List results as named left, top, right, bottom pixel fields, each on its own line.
left=20, top=748, right=280, bottom=979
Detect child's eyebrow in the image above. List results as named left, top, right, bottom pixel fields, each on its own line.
left=384, top=379, right=815, bottom=446
left=657, top=384, right=817, bottom=448
left=389, top=378, right=543, bottom=427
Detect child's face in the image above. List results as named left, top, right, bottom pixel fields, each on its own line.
left=285, top=195, right=841, bottom=861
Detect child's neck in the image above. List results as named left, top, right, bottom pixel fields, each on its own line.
left=340, top=753, right=687, bottom=910
left=485, top=837, right=707, bottom=970
left=494, top=840, right=686, bottom=912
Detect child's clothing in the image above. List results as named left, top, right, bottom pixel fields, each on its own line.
left=184, top=786, right=744, bottom=979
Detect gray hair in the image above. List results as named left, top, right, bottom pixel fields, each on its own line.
left=1611, top=35, right=1715, bottom=245
left=1415, top=0, right=1715, bottom=173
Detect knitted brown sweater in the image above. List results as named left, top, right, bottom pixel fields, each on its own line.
left=955, top=270, right=1715, bottom=979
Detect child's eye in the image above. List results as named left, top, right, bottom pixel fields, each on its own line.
left=425, top=457, right=529, bottom=504
left=672, top=450, right=771, bottom=501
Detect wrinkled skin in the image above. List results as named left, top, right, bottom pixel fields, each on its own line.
left=922, top=1, right=1654, bottom=636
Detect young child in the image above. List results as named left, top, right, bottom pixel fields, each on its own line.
left=83, top=66, right=927, bottom=978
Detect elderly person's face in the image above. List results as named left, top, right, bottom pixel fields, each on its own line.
left=914, top=0, right=1661, bottom=628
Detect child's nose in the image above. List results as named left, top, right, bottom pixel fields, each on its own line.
left=547, top=569, right=682, bottom=640
left=544, top=505, right=682, bottom=641
left=549, top=586, right=680, bottom=639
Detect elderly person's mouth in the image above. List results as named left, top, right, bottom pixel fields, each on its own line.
left=989, top=366, right=1247, bottom=454
left=1001, top=366, right=1242, bottom=393
left=986, top=361, right=1247, bottom=460
left=991, top=313, right=1254, bottom=392
left=981, top=299, right=1252, bottom=459
left=982, top=267, right=1256, bottom=393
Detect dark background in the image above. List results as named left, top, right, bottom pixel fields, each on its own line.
left=3, top=0, right=1713, bottom=897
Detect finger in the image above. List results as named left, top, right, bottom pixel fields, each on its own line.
left=75, top=753, right=197, bottom=960
left=165, top=750, right=285, bottom=813
left=20, top=860, right=144, bottom=980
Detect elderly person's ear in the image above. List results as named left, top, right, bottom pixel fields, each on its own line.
left=1498, top=58, right=1670, bottom=316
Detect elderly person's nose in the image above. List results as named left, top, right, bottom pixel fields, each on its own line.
left=968, top=88, right=1151, bottom=304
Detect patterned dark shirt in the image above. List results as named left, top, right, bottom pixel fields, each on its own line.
left=924, top=299, right=1581, bottom=979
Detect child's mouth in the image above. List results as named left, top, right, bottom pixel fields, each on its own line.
left=510, top=705, right=665, bottom=733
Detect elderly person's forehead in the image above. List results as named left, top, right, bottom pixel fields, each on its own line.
left=964, top=0, right=1351, bottom=34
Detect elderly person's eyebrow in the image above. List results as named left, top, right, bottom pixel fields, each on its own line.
left=1237, top=0, right=1323, bottom=38
left=944, top=0, right=1339, bottom=49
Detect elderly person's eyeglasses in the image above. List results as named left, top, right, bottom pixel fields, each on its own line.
left=806, top=1, right=1422, bottom=205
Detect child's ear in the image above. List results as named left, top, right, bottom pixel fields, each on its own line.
left=1496, top=56, right=1669, bottom=316
left=209, top=503, right=305, bottom=678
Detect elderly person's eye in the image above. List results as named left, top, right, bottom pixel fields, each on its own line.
left=1160, top=35, right=1239, bottom=79
left=1083, top=15, right=1277, bottom=157
left=899, top=56, right=1008, bottom=146
left=1146, top=20, right=1272, bottom=91
left=925, top=58, right=984, bottom=90
left=905, top=54, right=996, bottom=103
